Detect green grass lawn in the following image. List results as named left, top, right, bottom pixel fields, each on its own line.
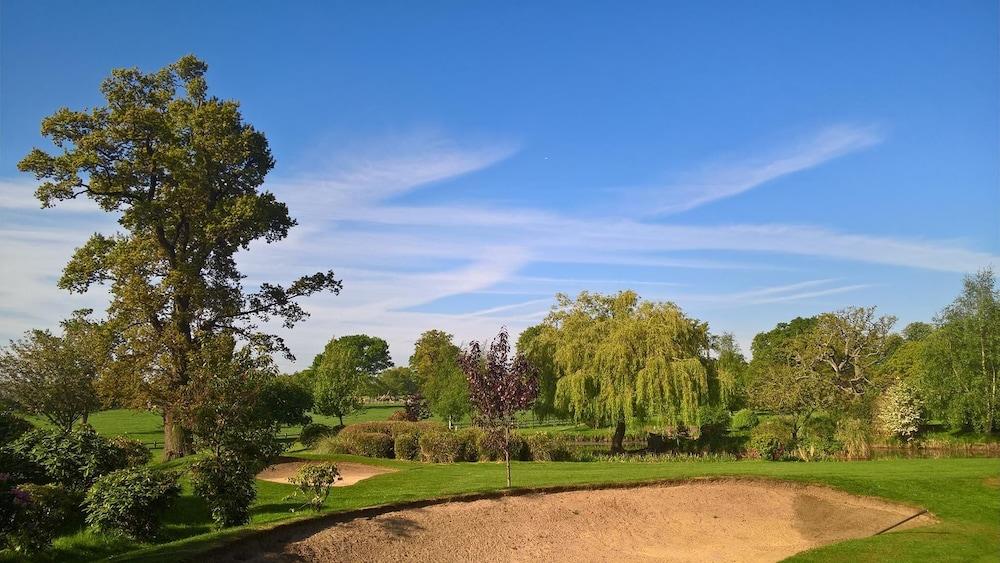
left=10, top=456, right=996, bottom=562
left=13, top=409, right=999, bottom=562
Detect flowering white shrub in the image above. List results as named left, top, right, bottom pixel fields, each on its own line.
left=876, top=382, right=924, bottom=441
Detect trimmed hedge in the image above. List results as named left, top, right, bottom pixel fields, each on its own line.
left=393, top=432, right=420, bottom=461
left=525, top=432, right=573, bottom=461
left=418, top=431, right=462, bottom=463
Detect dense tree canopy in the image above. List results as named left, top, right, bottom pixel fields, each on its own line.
left=922, top=270, right=1000, bottom=432
left=748, top=308, right=896, bottom=437
left=516, top=325, right=560, bottom=420
left=410, top=330, right=470, bottom=426
left=375, top=366, right=420, bottom=398
left=310, top=335, right=392, bottom=426
left=0, top=311, right=108, bottom=432
left=17, top=56, right=340, bottom=456
left=537, top=291, right=712, bottom=452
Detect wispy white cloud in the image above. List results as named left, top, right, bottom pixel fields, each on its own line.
left=644, top=124, right=883, bottom=215
left=3, top=125, right=995, bottom=369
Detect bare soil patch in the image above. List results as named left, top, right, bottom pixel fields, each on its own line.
left=256, top=460, right=396, bottom=487
left=223, top=480, right=933, bottom=563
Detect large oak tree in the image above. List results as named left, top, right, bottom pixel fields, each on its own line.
left=18, top=56, right=341, bottom=457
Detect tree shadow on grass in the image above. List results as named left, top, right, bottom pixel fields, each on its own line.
left=252, top=501, right=305, bottom=518
left=160, top=494, right=214, bottom=539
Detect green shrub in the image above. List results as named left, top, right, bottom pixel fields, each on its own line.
left=835, top=418, right=873, bottom=460
left=346, top=432, right=395, bottom=458
left=796, top=415, right=838, bottom=460
left=696, top=405, right=731, bottom=441
left=393, top=432, right=421, bottom=461
left=730, top=409, right=759, bottom=431
left=317, top=435, right=351, bottom=455
left=84, top=467, right=180, bottom=540
left=749, top=418, right=793, bottom=460
left=455, top=428, right=481, bottom=462
left=0, top=412, right=32, bottom=444
left=109, top=436, right=152, bottom=467
left=8, top=426, right=129, bottom=492
left=288, top=462, right=340, bottom=510
left=475, top=431, right=529, bottom=461
left=419, top=431, right=462, bottom=463
left=191, top=452, right=257, bottom=528
left=3, top=483, right=77, bottom=553
left=525, top=433, right=573, bottom=461
left=340, top=420, right=443, bottom=440
left=299, top=423, right=338, bottom=448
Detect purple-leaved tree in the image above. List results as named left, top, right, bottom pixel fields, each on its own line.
left=459, top=328, right=539, bottom=487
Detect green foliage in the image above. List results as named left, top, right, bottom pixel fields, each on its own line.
left=517, top=325, right=561, bottom=420
left=541, top=291, right=712, bottom=452
left=834, top=418, right=873, bottom=460
left=712, top=332, right=749, bottom=409
left=288, top=462, right=340, bottom=510
left=695, top=404, right=731, bottom=439
left=393, top=432, right=421, bottom=461
left=311, top=335, right=392, bottom=425
left=410, top=330, right=470, bottom=424
left=83, top=467, right=180, bottom=540
left=17, top=55, right=341, bottom=454
left=348, top=432, right=396, bottom=458
left=299, top=423, right=337, bottom=448
left=418, top=431, right=463, bottom=463
left=524, top=432, right=573, bottom=461
left=921, top=269, right=1000, bottom=433
left=0, top=312, right=106, bottom=433
left=375, top=366, right=420, bottom=397
left=475, top=431, right=529, bottom=462
left=191, top=451, right=258, bottom=528
left=109, top=436, right=152, bottom=467
left=260, top=377, right=313, bottom=427
left=747, top=308, right=895, bottom=436
left=0, top=412, right=32, bottom=444
left=2, top=483, right=77, bottom=553
left=749, top=418, right=793, bottom=460
left=8, top=426, right=129, bottom=492
left=454, top=427, right=482, bottom=462
left=729, top=408, right=759, bottom=431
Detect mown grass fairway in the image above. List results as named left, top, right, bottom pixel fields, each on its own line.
left=9, top=456, right=993, bottom=562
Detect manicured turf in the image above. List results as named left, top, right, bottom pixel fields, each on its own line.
left=8, top=456, right=995, bottom=562
left=11, top=410, right=999, bottom=562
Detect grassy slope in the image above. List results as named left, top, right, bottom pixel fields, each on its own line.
left=22, top=457, right=998, bottom=563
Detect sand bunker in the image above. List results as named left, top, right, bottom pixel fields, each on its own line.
left=222, top=480, right=932, bottom=562
left=256, top=460, right=396, bottom=487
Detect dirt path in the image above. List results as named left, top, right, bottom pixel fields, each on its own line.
left=222, top=479, right=932, bottom=562
left=256, top=460, right=396, bottom=486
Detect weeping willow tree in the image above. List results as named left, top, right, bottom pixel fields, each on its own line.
left=540, top=291, right=713, bottom=453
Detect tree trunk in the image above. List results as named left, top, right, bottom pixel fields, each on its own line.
left=163, top=411, right=193, bottom=460
left=81, top=411, right=89, bottom=425
left=504, top=426, right=512, bottom=488
left=611, top=420, right=627, bottom=454
left=338, top=414, right=344, bottom=427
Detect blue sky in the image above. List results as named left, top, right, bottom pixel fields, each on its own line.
left=2, top=1, right=998, bottom=368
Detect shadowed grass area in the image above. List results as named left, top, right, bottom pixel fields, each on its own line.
left=9, top=456, right=994, bottom=562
